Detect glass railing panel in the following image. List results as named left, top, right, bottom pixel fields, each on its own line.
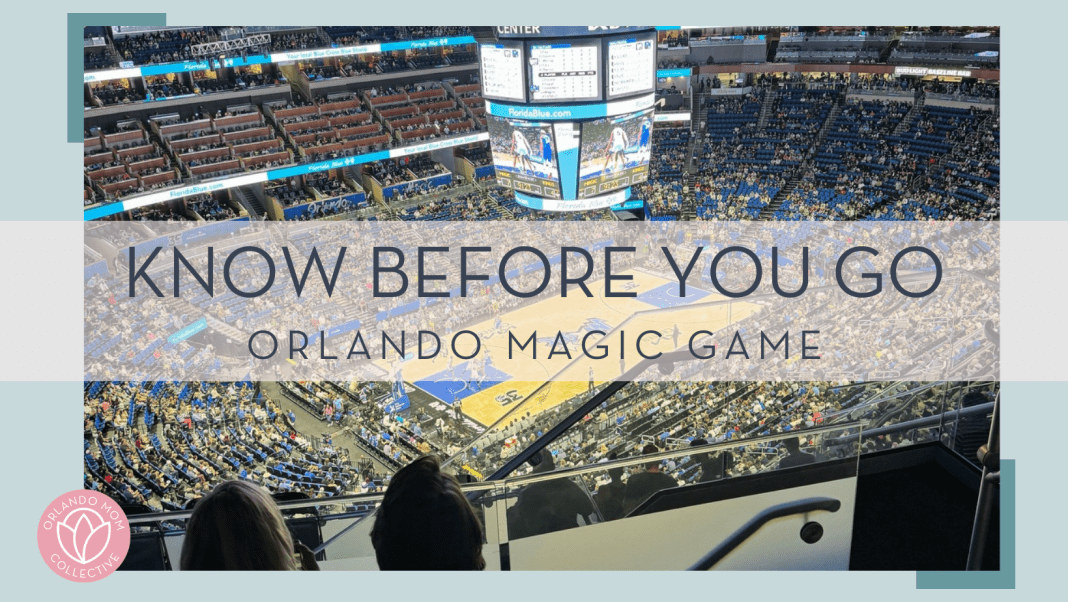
left=840, top=380, right=949, bottom=451
left=305, top=493, right=385, bottom=570
left=500, top=425, right=862, bottom=570
left=442, top=380, right=607, bottom=479
left=126, top=490, right=386, bottom=570
left=126, top=481, right=506, bottom=571
left=498, top=424, right=865, bottom=525
left=827, top=381, right=999, bottom=455
left=502, top=377, right=886, bottom=486
left=305, top=481, right=510, bottom=570
left=940, top=382, right=998, bottom=465
left=501, top=470, right=600, bottom=540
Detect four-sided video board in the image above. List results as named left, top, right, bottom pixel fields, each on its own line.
left=478, top=27, right=658, bottom=211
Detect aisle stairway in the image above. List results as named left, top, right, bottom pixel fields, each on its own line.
left=756, top=88, right=778, bottom=128
left=893, top=93, right=925, bottom=135
left=758, top=172, right=802, bottom=220
left=757, top=90, right=843, bottom=220
left=878, top=33, right=901, bottom=63
left=233, top=185, right=267, bottom=220
left=806, top=102, right=843, bottom=160
left=765, top=35, right=780, bottom=62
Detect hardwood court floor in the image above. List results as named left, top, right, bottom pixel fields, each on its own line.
left=376, top=269, right=758, bottom=428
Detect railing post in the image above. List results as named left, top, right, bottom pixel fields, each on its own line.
left=965, top=392, right=999, bottom=570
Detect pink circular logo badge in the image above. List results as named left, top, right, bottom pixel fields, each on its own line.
left=37, top=490, right=131, bottom=582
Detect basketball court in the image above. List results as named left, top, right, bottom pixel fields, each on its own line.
left=378, top=268, right=759, bottom=427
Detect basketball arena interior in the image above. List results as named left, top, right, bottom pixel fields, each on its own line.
left=81, top=25, right=1001, bottom=571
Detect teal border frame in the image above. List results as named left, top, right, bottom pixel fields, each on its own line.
left=68, top=13, right=1018, bottom=587
left=916, top=460, right=1015, bottom=589
left=69, top=12, right=165, bottom=142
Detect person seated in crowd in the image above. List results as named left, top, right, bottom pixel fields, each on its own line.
left=508, top=451, right=596, bottom=538
left=595, top=452, right=627, bottom=521
left=622, top=444, right=679, bottom=515
left=370, top=455, right=485, bottom=570
left=690, top=438, right=732, bottom=483
left=778, top=437, right=817, bottom=469
left=180, top=480, right=319, bottom=571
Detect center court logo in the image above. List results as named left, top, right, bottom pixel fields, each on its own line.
left=37, top=489, right=130, bottom=582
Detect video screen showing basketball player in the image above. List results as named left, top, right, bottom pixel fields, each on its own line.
left=487, top=115, right=561, bottom=195
left=578, top=107, right=654, bottom=197
left=512, top=129, right=535, bottom=173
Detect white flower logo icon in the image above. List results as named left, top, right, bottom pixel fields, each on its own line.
left=56, top=508, right=111, bottom=565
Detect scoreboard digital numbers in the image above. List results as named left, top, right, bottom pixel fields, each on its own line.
left=528, top=41, right=601, bottom=103
left=478, top=27, right=659, bottom=211
left=606, top=35, right=655, bottom=99
left=479, top=42, right=525, bottom=102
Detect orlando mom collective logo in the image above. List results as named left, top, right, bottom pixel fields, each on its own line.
left=37, top=489, right=131, bottom=582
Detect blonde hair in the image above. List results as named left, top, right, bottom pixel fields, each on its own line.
left=180, top=480, right=297, bottom=571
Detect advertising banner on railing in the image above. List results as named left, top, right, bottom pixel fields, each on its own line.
left=84, top=36, right=478, bottom=83
left=381, top=174, right=452, bottom=199
left=168, top=318, right=208, bottom=344
left=283, top=193, right=367, bottom=219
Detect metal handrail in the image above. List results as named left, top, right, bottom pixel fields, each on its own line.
left=966, top=389, right=1000, bottom=570
left=823, top=401, right=992, bottom=446
left=688, top=496, right=841, bottom=570
left=126, top=480, right=498, bottom=525
left=494, top=421, right=863, bottom=489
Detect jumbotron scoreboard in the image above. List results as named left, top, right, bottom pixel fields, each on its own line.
left=476, top=26, right=657, bottom=211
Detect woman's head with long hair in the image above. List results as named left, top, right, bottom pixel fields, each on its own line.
left=371, top=455, right=485, bottom=570
left=180, top=480, right=297, bottom=571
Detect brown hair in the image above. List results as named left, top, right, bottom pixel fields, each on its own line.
left=180, top=480, right=297, bottom=571
left=642, top=443, right=662, bottom=471
left=371, top=456, right=485, bottom=570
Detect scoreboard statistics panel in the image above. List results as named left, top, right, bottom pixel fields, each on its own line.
left=487, top=114, right=562, bottom=198
left=479, top=41, right=525, bottom=102
left=476, top=27, right=658, bottom=209
left=606, top=32, right=656, bottom=99
left=527, top=39, right=602, bottom=103
left=577, top=107, right=654, bottom=199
